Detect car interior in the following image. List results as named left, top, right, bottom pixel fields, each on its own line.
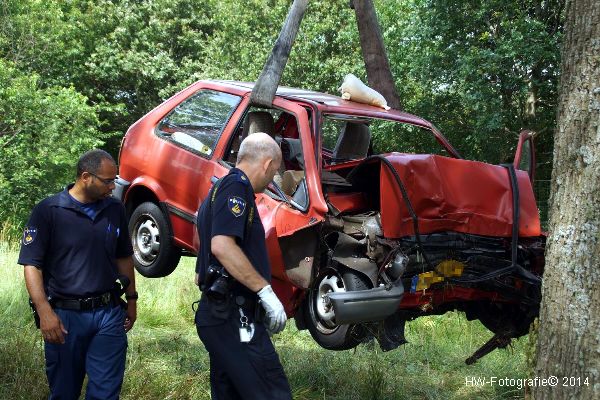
left=225, top=107, right=307, bottom=205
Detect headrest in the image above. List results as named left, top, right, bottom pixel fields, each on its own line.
left=333, top=122, right=371, bottom=161
left=242, top=111, right=275, bottom=138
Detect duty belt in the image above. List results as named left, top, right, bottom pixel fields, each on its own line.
left=52, top=292, right=113, bottom=311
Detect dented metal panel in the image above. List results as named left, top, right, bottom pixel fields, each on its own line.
left=379, top=154, right=541, bottom=238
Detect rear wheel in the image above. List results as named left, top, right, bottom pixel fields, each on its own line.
left=129, top=202, right=181, bottom=277
left=305, top=268, right=371, bottom=350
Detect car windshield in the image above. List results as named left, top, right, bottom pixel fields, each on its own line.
left=321, top=114, right=450, bottom=164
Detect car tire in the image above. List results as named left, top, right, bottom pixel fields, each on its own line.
left=305, top=268, right=370, bottom=350
left=129, top=201, right=181, bottom=277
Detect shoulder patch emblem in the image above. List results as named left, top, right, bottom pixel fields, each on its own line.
left=22, top=227, right=37, bottom=246
left=228, top=196, right=246, bottom=217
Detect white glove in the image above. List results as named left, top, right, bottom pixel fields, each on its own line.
left=257, top=285, right=287, bottom=334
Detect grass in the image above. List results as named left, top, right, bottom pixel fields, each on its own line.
left=0, top=243, right=531, bottom=399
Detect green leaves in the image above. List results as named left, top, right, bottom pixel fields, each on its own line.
left=0, top=59, right=103, bottom=233
left=380, top=0, right=562, bottom=165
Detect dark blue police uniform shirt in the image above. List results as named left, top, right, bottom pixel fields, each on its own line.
left=18, top=184, right=133, bottom=299
left=195, top=168, right=271, bottom=326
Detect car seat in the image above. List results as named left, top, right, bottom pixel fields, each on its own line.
left=228, top=111, right=276, bottom=163
left=332, top=122, right=371, bottom=162
left=242, top=111, right=276, bottom=139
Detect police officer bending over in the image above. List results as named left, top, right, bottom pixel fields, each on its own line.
left=195, top=132, right=292, bottom=400
left=18, top=149, right=137, bottom=400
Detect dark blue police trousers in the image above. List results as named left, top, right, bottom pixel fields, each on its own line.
left=196, top=313, right=292, bottom=400
left=44, top=305, right=127, bottom=400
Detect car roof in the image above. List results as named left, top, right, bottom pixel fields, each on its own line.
left=207, top=80, right=433, bottom=129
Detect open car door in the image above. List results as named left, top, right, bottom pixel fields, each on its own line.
left=513, top=129, right=536, bottom=183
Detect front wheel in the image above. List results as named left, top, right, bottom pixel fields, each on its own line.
left=129, top=202, right=181, bottom=277
left=305, top=269, right=370, bottom=350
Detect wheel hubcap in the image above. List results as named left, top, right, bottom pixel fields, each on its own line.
left=134, top=215, right=160, bottom=266
left=315, top=273, right=346, bottom=330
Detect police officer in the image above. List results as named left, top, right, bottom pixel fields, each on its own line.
left=194, top=132, right=292, bottom=400
left=18, top=149, right=137, bottom=400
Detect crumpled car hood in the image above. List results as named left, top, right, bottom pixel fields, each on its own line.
left=379, top=153, right=541, bottom=238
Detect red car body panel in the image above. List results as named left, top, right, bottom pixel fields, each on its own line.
left=379, top=154, right=541, bottom=238
left=401, top=286, right=507, bottom=308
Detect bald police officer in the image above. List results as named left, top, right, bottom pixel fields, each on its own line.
left=195, top=132, right=292, bottom=400
left=19, top=149, right=137, bottom=400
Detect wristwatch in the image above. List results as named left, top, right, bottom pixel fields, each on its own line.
left=125, top=291, right=139, bottom=300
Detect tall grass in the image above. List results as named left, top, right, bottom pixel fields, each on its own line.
left=0, top=247, right=530, bottom=399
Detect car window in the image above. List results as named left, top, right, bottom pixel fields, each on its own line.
left=223, top=106, right=309, bottom=211
left=157, top=90, right=241, bottom=157
left=321, top=114, right=449, bottom=164
left=370, top=120, right=449, bottom=156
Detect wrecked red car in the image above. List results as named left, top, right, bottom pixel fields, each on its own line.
left=115, top=80, right=544, bottom=362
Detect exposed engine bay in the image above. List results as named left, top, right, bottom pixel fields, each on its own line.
left=297, top=154, right=545, bottom=363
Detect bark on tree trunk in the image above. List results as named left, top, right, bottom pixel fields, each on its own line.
left=250, top=0, right=308, bottom=107
left=533, top=0, right=600, bottom=398
left=352, top=0, right=402, bottom=110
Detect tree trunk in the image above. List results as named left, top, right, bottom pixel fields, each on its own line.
left=533, top=0, right=600, bottom=398
left=352, top=0, right=402, bottom=110
left=250, top=0, right=308, bottom=107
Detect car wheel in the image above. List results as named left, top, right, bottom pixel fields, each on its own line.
left=129, top=202, right=181, bottom=277
left=305, top=268, right=370, bottom=350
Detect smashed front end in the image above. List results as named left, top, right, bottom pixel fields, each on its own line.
left=315, top=150, right=544, bottom=361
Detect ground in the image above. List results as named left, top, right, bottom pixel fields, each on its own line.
left=0, top=243, right=531, bottom=400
